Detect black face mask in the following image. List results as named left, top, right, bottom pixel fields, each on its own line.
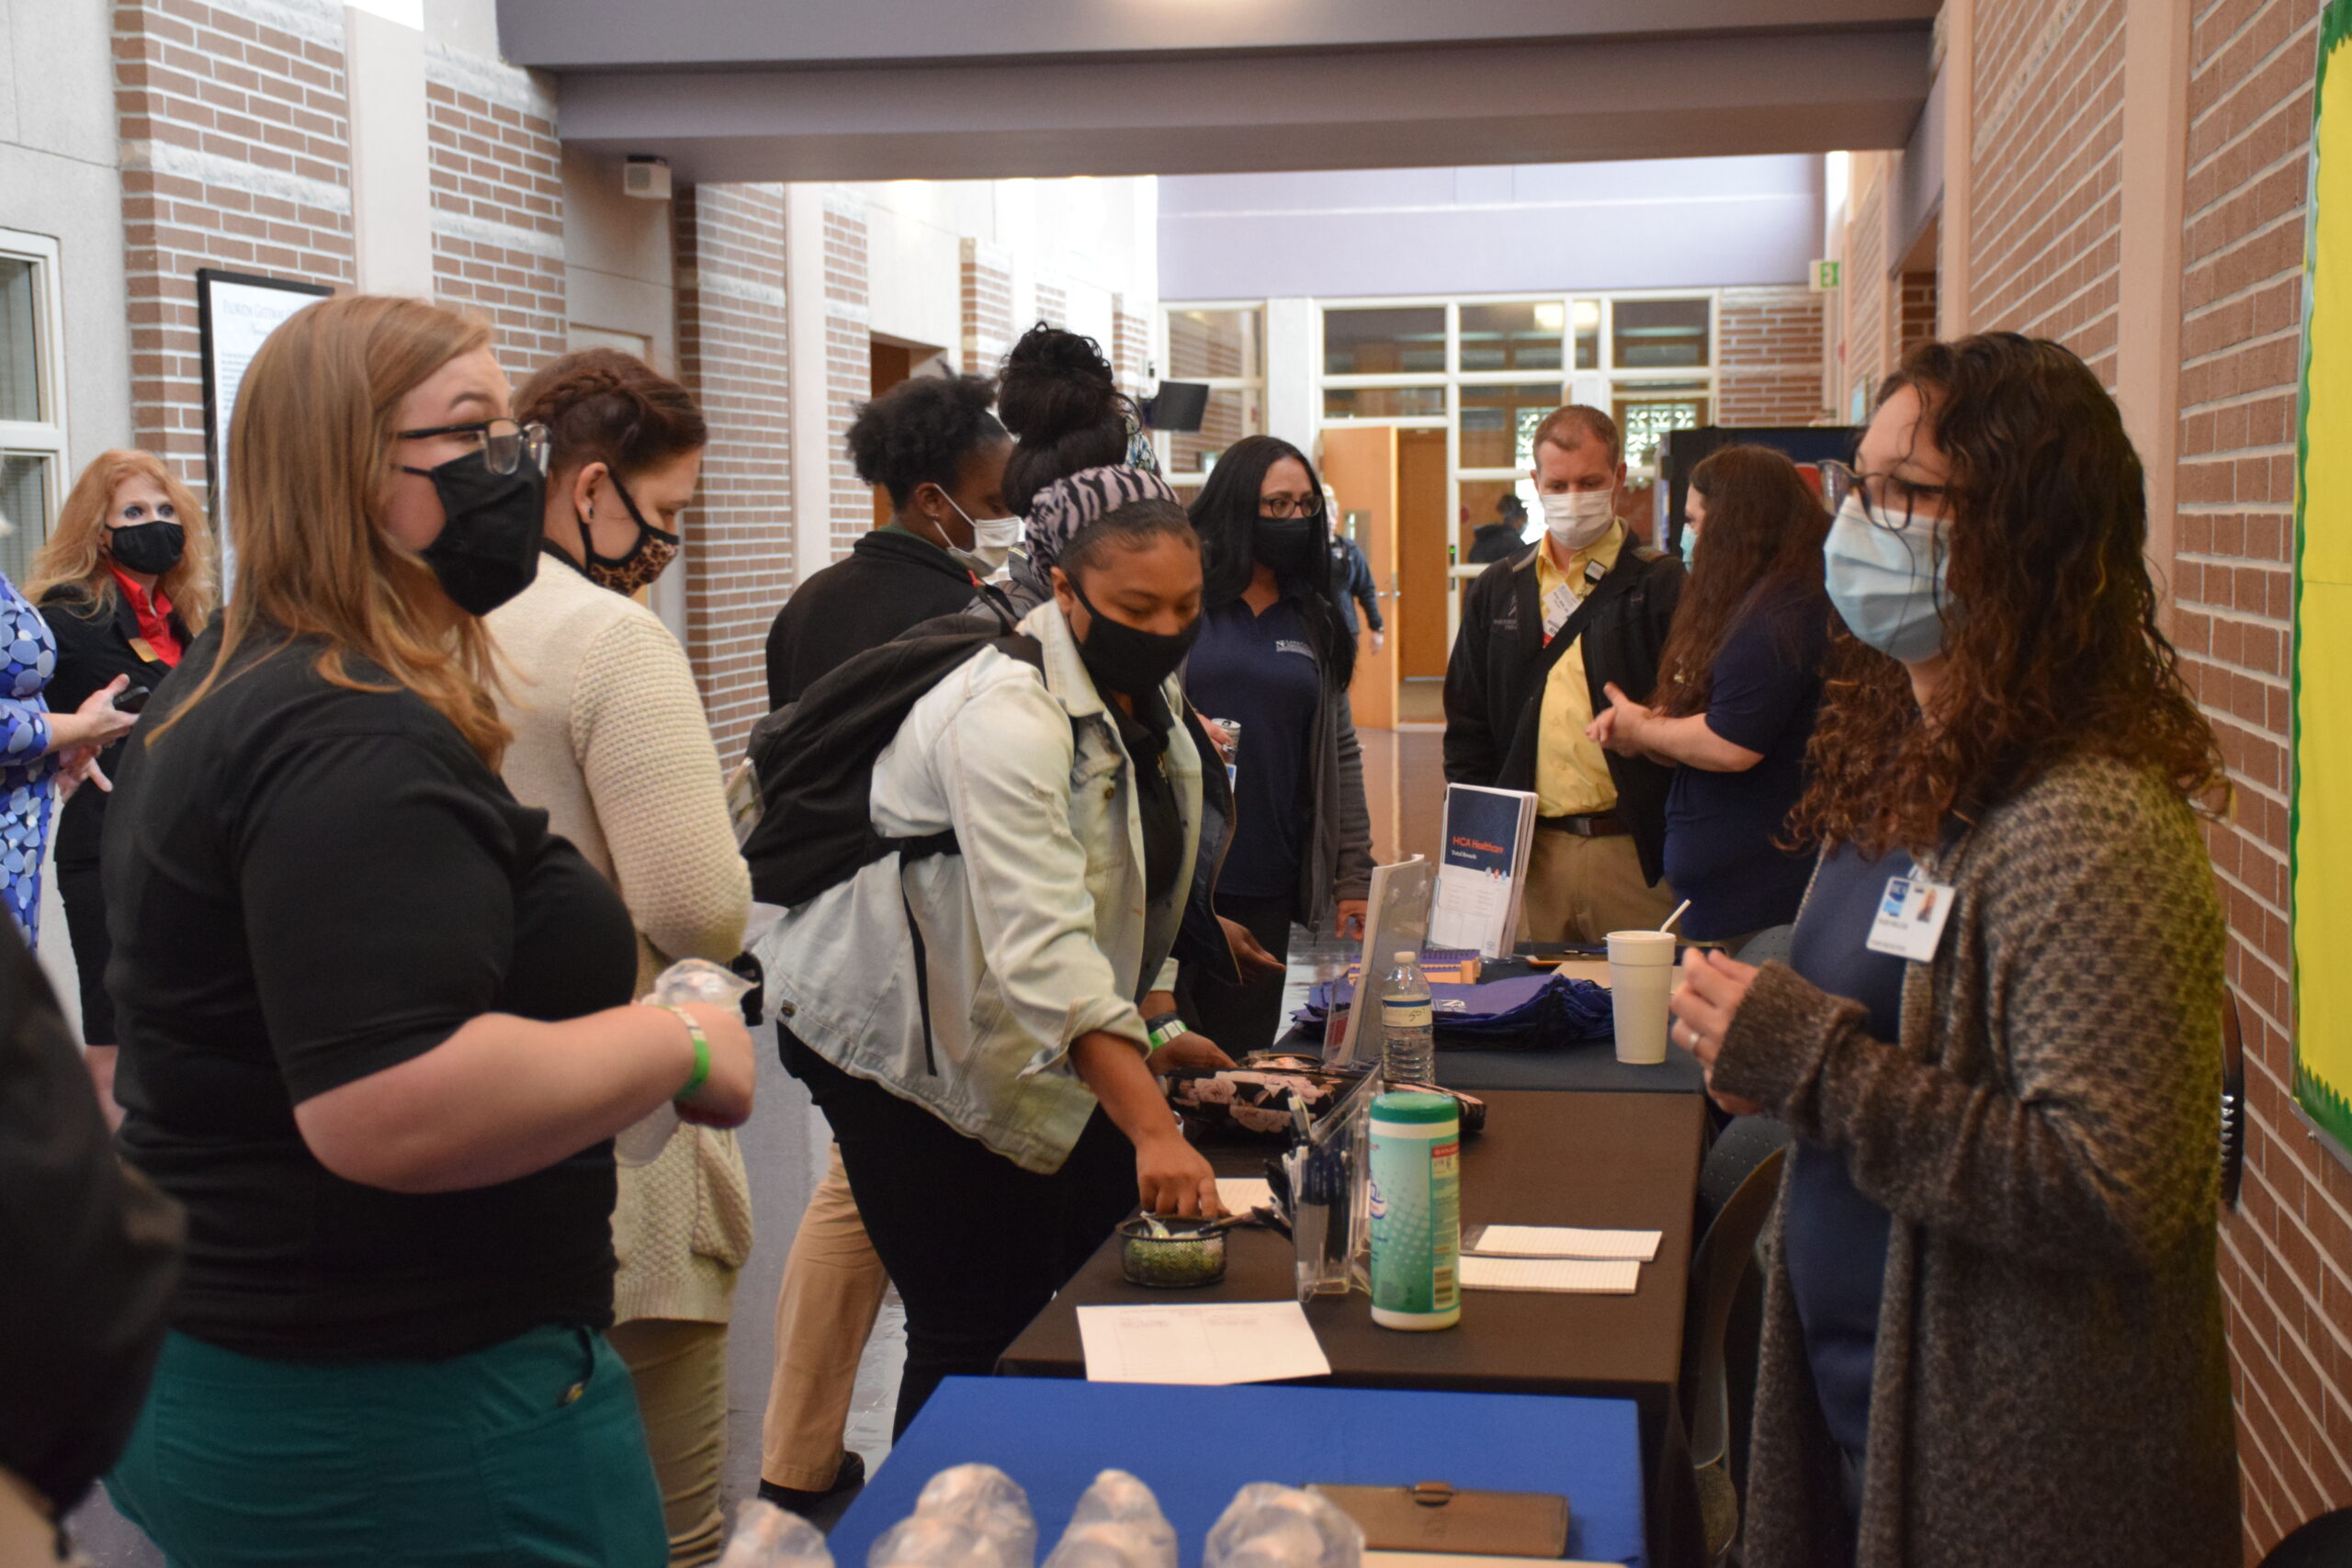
left=1252, top=513, right=1323, bottom=578
left=405, top=449, right=546, bottom=615
left=108, top=520, right=185, bottom=577
left=1069, top=576, right=1200, bottom=699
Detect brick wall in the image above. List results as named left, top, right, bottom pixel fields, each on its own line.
left=673, top=183, right=790, bottom=759
left=424, top=45, right=564, bottom=378
left=1715, top=285, right=1826, bottom=425
left=1842, top=157, right=1892, bottom=418
left=1897, top=269, right=1939, bottom=361
left=1033, top=277, right=1067, bottom=330
left=1967, top=0, right=2127, bottom=386
left=114, top=0, right=355, bottom=490
left=961, top=237, right=1013, bottom=378
left=1111, top=294, right=1152, bottom=400
left=822, top=199, right=871, bottom=562
left=2173, top=0, right=2352, bottom=1554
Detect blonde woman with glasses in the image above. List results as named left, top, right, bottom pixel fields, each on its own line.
left=100, top=294, right=755, bottom=1567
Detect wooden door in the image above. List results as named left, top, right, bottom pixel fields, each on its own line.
left=1318, top=425, right=1399, bottom=730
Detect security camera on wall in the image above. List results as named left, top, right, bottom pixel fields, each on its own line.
left=624, top=155, right=672, bottom=200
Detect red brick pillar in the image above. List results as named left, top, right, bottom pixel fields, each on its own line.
left=673, top=182, right=791, bottom=760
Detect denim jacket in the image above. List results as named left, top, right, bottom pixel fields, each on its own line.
left=760, top=603, right=1232, bottom=1173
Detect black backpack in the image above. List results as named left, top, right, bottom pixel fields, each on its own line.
left=741, top=615, right=1046, bottom=909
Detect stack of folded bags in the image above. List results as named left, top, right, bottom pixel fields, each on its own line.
left=1295, top=968, right=1614, bottom=1051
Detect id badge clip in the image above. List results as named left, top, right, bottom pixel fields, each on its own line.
left=1867, top=874, right=1955, bottom=962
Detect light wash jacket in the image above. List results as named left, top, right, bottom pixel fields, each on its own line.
left=760, top=602, right=1215, bottom=1174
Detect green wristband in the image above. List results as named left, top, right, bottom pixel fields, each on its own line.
left=664, top=1006, right=711, bottom=1100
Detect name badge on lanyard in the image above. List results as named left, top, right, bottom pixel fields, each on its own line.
left=1867, top=874, right=1955, bottom=962
left=1540, top=561, right=1605, bottom=644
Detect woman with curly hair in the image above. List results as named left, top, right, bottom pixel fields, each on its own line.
left=1668, top=334, right=2237, bottom=1567
left=29, top=449, right=215, bottom=1078
left=1587, top=445, right=1831, bottom=949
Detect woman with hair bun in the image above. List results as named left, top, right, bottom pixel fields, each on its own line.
left=490, top=345, right=752, bottom=1568
left=996, top=321, right=1159, bottom=612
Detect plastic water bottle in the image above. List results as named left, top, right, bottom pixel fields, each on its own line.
left=1377, top=951, right=1435, bottom=1086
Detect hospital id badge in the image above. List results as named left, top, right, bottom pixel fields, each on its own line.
left=1541, top=582, right=1577, bottom=641
left=1866, top=874, right=1954, bottom=962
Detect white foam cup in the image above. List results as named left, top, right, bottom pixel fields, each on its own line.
left=1606, top=930, right=1679, bottom=1065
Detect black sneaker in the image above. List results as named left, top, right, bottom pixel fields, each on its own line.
left=758, top=1450, right=866, bottom=1515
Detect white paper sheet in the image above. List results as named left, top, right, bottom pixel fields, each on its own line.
left=1216, top=1178, right=1274, bottom=1213
left=1077, top=1302, right=1332, bottom=1385
left=1470, top=1224, right=1662, bottom=1262
left=1458, top=1256, right=1643, bottom=1294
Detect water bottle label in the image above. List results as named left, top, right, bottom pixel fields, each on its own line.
left=1383, top=999, right=1432, bottom=1030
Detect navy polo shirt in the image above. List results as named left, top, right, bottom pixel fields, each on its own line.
left=1184, top=595, right=1320, bottom=901
left=1781, top=838, right=1905, bottom=1462
left=1662, top=586, right=1827, bottom=942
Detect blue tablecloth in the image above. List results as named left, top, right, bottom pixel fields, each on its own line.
left=826, top=1378, right=1646, bottom=1567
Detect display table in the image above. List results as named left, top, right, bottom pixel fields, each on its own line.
left=827, top=1378, right=1649, bottom=1567
left=1000, top=1089, right=1705, bottom=1531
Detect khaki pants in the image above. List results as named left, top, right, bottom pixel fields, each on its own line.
left=1520, top=828, right=1676, bottom=945
left=605, top=1317, right=729, bottom=1568
left=760, top=1145, right=891, bottom=1490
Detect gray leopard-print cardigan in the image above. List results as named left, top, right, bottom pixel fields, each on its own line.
left=1712, top=753, right=2240, bottom=1568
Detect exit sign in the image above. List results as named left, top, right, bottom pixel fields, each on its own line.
left=1810, top=259, right=1842, bottom=291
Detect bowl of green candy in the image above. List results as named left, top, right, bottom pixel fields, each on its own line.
left=1118, top=1216, right=1229, bottom=1288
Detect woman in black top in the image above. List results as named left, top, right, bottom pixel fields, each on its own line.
left=1177, top=437, right=1374, bottom=1052
left=1587, top=446, right=1832, bottom=948
left=764, top=372, right=1015, bottom=706
left=100, top=294, right=756, bottom=1568
left=27, top=448, right=210, bottom=1095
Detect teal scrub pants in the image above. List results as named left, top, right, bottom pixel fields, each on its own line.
left=107, top=1324, right=666, bottom=1567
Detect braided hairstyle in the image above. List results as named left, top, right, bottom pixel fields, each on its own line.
left=515, top=347, right=707, bottom=487
left=998, top=322, right=1136, bottom=513
left=846, top=374, right=1006, bottom=506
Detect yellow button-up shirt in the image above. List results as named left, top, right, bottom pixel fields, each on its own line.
left=1533, top=521, right=1627, bottom=818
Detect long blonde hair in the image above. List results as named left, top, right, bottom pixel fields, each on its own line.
left=29, top=449, right=219, bottom=629
left=153, top=294, right=510, bottom=763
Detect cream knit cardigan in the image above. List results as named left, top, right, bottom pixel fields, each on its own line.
left=488, top=556, right=754, bottom=1326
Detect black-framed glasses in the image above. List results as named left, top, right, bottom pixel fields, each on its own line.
left=1821, top=458, right=1951, bottom=531
left=1258, top=496, right=1326, bottom=520
left=395, top=418, right=549, bottom=478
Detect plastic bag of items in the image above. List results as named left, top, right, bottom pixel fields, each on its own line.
left=866, top=1463, right=1040, bottom=1568
left=717, top=1501, right=834, bottom=1568
left=1041, top=1471, right=1179, bottom=1568
left=1204, top=1484, right=1364, bottom=1568
left=616, top=957, right=755, bottom=1167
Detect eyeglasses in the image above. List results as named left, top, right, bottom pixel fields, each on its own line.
left=1258, top=496, right=1326, bottom=520
left=394, top=418, right=550, bottom=478
left=1820, top=459, right=1951, bottom=531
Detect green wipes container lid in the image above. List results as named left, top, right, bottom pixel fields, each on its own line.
left=1372, top=1091, right=1457, bottom=1123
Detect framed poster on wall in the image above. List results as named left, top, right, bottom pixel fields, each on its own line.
left=197, top=268, right=332, bottom=586
left=2292, top=0, right=2352, bottom=1162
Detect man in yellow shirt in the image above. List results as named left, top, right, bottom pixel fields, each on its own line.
left=1442, top=406, right=1684, bottom=942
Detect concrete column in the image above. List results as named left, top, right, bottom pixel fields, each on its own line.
left=784, top=183, right=832, bottom=590
left=1937, top=0, right=1973, bottom=338
left=1264, top=295, right=1318, bottom=453
left=343, top=0, right=434, bottom=297
left=2116, top=0, right=2192, bottom=591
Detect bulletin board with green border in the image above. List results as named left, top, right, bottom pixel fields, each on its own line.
left=2291, top=0, right=2352, bottom=1157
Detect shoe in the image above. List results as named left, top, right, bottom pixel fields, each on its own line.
left=758, top=1450, right=866, bottom=1514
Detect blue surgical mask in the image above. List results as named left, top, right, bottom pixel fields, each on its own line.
left=1823, top=493, right=1951, bottom=662
left=1679, top=525, right=1700, bottom=569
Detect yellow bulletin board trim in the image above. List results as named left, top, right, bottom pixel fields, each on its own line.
left=2292, top=0, right=2352, bottom=1158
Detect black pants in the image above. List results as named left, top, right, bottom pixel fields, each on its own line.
left=779, top=1029, right=1136, bottom=1435
left=1175, top=890, right=1295, bottom=1055
left=55, top=858, right=114, bottom=1043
